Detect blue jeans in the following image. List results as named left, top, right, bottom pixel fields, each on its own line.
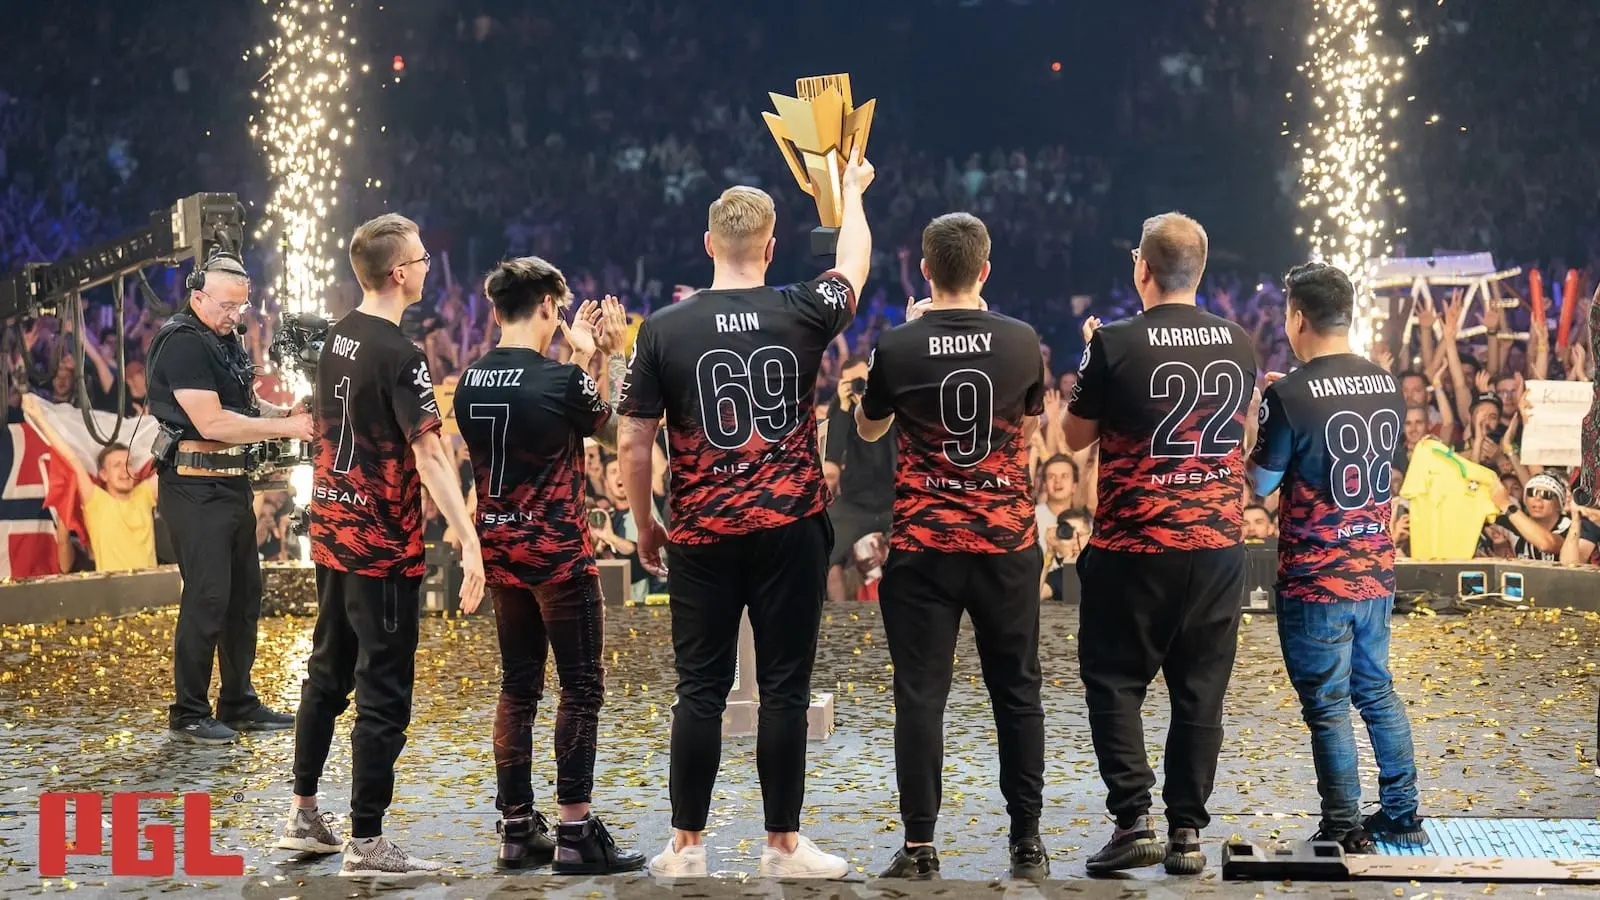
left=1276, top=595, right=1419, bottom=834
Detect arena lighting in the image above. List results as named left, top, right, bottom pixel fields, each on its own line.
left=1295, top=0, right=1410, bottom=356
left=250, top=0, right=356, bottom=560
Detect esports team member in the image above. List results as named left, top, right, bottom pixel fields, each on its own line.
left=1063, top=213, right=1259, bottom=875
left=146, top=251, right=313, bottom=744
left=854, top=212, right=1050, bottom=880
left=1247, top=262, right=1427, bottom=852
left=826, top=354, right=895, bottom=603
left=276, top=214, right=485, bottom=876
left=617, top=150, right=875, bottom=879
left=454, top=258, right=645, bottom=874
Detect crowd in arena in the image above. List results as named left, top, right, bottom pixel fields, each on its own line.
left=2, top=0, right=1598, bottom=584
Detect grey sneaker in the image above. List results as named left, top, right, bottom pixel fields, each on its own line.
left=339, top=837, right=444, bottom=876
left=168, top=718, right=238, bottom=745
left=273, top=808, right=343, bottom=854
left=1086, top=815, right=1165, bottom=873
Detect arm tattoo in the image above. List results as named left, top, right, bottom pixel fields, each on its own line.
left=607, top=354, right=628, bottom=401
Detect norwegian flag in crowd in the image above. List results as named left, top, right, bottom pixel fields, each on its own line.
left=0, top=417, right=58, bottom=580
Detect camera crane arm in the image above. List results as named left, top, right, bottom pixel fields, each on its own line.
left=0, top=194, right=245, bottom=445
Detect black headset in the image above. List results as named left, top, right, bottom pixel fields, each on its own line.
left=185, top=247, right=249, bottom=293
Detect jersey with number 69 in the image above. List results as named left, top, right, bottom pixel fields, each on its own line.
left=1068, top=302, right=1258, bottom=553
left=454, top=346, right=612, bottom=587
left=1252, top=354, right=1403, bottom=603
left=617, top=273, right=854, bottom=544
left=860, top=309, right=1046, bottom=553
left=311, top=310, right=442, bottom=578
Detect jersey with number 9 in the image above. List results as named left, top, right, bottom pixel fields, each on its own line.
left=859, top=308, right=1046, bottom=553
left=1251, top=354, right=1403, bottom=603
left=617, top=273, right=855, bottom=544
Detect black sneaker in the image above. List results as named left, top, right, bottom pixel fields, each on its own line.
left=1312, top=825, right=1376, bottom=854
left=552, top=815, right=646, bottom=875
left=880, top=845, right=940, bottom=879
left=1009, top=836, right=1050, bottom=880
left=225, top=706, right=294, bottom=732
left=169, top=717, right=238, bottom=744
left=496, top=811, right=555, bottom=871
left=1363, top=810, right=1428, bottom=848
left=1164, top=827, right=1205, bottom=875
left=1086, top=815, right=1165, bottom=873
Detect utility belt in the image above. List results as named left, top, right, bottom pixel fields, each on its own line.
left=174, top=440, right=251, bottom=478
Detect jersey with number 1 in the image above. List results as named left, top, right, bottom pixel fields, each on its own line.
left=860, top=309, right=1046, bottom=553
left=311, top=310, right=442, bottom=578
left=1252, top=354, right=1402, bottom=603
left=454, top=346, right=612, bottom=587
left=1068, top=302, right=1257, bottom=553
left=617, top=273, right=855, bottom=544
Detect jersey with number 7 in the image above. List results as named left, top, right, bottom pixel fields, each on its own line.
left=859, top=309, right=1046, bottom=553
left=616, top=272, right=855, bottom=544
left=1068, top=303, right=1258, bottom=552
left=1251, top=355, right=1403, bottom=603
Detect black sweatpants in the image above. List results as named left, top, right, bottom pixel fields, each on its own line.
left=293, top=566, right=422, bottom=839
left=161, top=476, right=263, bottom=727
left=878, top=546, right=1045, bottom=844
left=665, top=513, right=832, bottom=833
left=1077, top=544, right=1243, bottom=831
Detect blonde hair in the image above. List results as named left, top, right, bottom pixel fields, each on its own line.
left=349, top=213, right=419, bottom=291
left=707, top=186, right=776, bottom=259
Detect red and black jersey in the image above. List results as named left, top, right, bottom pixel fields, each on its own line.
left=1068, top=303, right=1257, bottom=553
left=616, top=273, right=855, bottom=544
left=860, top=309, right=1046, bottom=553
left=453, top=347, right=611, bottom=587
left=1252, top=354, right=1403, bottom=603
left=310, top=310, right=442, bottom=577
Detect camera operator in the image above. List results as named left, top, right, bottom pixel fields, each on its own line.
left=826, top=355, right=895, bottom=603
left=146, top=251, right=314, bottom=745
left=1040, top=508, right=1091, bottom=602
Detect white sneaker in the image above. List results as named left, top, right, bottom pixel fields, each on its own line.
left=759, top=835, right=849, bottom=879
left=648, top=839, right=708, bottom=877
left=339, top=836, right=444, bottom=876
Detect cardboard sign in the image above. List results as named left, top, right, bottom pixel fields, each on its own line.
left=1520, top=380, right=1591, bottom=467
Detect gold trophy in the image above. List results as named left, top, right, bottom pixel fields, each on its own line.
left=763, top=74, right=875, bottom=258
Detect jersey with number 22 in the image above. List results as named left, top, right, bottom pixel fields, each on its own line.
left=1068, top=303, right=1258, bottom=553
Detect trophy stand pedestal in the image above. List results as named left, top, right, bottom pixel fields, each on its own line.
left=722, top=610, right=834, bottom=741
left=810, top=227, right=839, bottom=265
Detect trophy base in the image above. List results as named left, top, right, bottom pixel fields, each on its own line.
left=810, top=227, right=840, bottom=262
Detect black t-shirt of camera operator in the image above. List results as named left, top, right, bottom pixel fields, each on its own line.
left=146, top=312, right=256, bottom=486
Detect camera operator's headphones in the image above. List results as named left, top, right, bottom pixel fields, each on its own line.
left=186, top=248, right=249, bottom=293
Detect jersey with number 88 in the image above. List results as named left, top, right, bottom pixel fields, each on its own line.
left=1251, top=354, right=1404, bottom=603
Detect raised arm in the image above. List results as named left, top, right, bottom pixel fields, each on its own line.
left=832, top=149, right=875, bottom=302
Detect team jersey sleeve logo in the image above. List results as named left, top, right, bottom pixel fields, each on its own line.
left=411, top=361, right=439, bottom=415
left=1077, top=341, right=1092, bottom=373
left=579, top=371, right=606, bottom=413
left=1258, top=395, right=1270, bottom=426
left=817, top=277, right=850, bottom=310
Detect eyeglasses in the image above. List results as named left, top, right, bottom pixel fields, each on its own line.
left=392, top=251, right=432, bottom=274
left=195, top=290, right=250, bottom=315
left=1526, top=488, right=1561, bottom=501
left=1130, top=248, right=1141, bottom=263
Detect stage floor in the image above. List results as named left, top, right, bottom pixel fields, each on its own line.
left=2, top=603, right=1598, bottom=896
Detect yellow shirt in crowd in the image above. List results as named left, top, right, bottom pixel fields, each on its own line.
left=83, top=480, right=158, bottom=572
left=1398, top=438, right=1500, bottom=560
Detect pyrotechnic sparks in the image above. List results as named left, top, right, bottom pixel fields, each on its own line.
left=250, top=0, right=355, bottom=331
left=1295, top=0, right=1411, bottom=355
